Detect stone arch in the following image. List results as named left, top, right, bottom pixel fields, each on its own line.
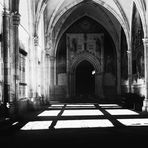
left=54, top=13, right=119, bottom=57
left=49, top=0, right=130, bottom=56
left=134, top=0, right=147, bottom=38
left=71, top=52, right=101, bottom=73
left=69, top=52, right=103, bottom=97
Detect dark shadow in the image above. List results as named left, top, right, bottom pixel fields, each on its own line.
left=76, top=60, right=95, bottom=100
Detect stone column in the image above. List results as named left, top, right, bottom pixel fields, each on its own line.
left=127, top=49, right=132, bottom=93
left=11, top=13, right=20, bottom=117
left=45, top=50, right=50, bottom=102
left=66, top=71, right=70, bottom=98
left=70, top=72, right=74, bottom=97
left=142, top=38, right=148, bottom=111
left=117, top=48, right=121, bottom=95
left=3, top=8, right=10, bottom=117
left=95, top=72, right=103, bottom=98
left=49, top=56, right=55, bottom=100
left=34, top=35, right=39, bottom=98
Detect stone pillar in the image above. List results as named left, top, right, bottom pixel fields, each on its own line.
left=142, top=38, right=148, bottom=111
left=66, top=71, right=70, bottom=98
left=45, top=50, right=50, bottom=102
left=3, top=8, right=10, bottom=117
left=70, top=72, right=74, bottom=97
left=49, top=56, right=55, bottom=100
left=95, top=72, right=103, bottom=98
left=46, top=54, right=50, bottom=101
left=127, top=49, right=132, bottom=93
left=117, top=50, right=121, bottom=95
left=11, top=13, right=20, bottom=117
left=34, top=35, right=39, bottom=98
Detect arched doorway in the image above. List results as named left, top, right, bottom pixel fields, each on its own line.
left=55, top=16, right=117, bottom=100
left=76, top=60, right=95, bottom=96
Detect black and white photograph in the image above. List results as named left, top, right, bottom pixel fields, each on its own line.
left=0, top=0, right=148, bottom=147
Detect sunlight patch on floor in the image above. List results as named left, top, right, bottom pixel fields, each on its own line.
left=21, top=121, right=52, bottom=130
left=38, top=110, right=61, bottom=116
left=54, top=119, right=114, bottom=129
left=62, top=109, right=103, bottom=116
left=66, top=104, right=95, bottom=107
left=99, top=104, right=119, bottom=107
left=65, top=104, right=95, bottom=108
left=51, top=104, right=64, bottom=107
left=48, top=104, right=64, bottom=109
left=106, top=109, right=139, bottom=115
left=99, top=104, right=122, bottom=109
left=117, top=118, right=148, bottom=126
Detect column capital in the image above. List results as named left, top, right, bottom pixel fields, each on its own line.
left=12, top=13, right=20, bottom=26
left=3, top=8, right=10, bottom=16
left=143, top=38, right=148, bottom=44
left=45, top=48, right=50, bottom=56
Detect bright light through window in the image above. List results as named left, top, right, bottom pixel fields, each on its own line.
left=106, top=109, right=139, bottom=115
left=38, top=110, right=61, bottom=116
left=21, top=121, right=52, bottom=130
left=54, top=119, right=114, bottom=129
left=62, top=109, right=103, bottom=116
left=117, top=118, right=148, bottom=126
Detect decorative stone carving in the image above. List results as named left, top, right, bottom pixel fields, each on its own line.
left=34, top=35, right=39, bottom=46
left=66, top=33, right=104, bottom=97
left=12, top=13, right=20, bottom=26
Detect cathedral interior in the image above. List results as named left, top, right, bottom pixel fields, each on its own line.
left=1, top=0, right=148, bottom=147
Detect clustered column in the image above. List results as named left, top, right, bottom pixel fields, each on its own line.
left=3, top=8, right=10, bottom=117
left=11, top=12, right=20, bottom=116
left=142, top=38, right=148, bottom=111
left=127, top=49, right=132, bottom=93
left=34, top=35, right=39, bottom=98
left=49, top=56, right=55, bottom=100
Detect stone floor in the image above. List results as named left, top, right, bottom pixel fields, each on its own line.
left=1, top=102, right=148, bottom=148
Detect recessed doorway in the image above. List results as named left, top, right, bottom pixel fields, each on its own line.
left=76, top=60, right=95, bottom=97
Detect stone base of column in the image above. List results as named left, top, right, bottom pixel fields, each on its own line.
left=142, top=99, right=148, bottom=112
left=49, top=87, right=54, bottom=100
left=9, top=101, right=18, bottom=120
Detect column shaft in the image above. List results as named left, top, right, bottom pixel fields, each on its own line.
left=11, top=13, right=20, bottom=116
left=142, top=38, right=148, bottom=111
left=49, top=56, right=55, bottom=100
left=3, top=9, right=10, bottom=117
left=127, top=49, right=132, bottom=93
left=34, top=36, right=39, bottom=97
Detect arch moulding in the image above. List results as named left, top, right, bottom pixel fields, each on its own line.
left=69, top=52, right=104, bottom=97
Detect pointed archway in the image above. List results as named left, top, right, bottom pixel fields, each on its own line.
left=69, top=52, right=103, bottom=98
left=76, top=60, right=95, bottom=96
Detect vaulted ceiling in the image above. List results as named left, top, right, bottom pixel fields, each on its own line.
left=33, top=0, right=147, bottom=49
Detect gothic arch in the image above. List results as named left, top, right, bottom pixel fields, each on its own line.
left=54, top=13, right=119, bottom=57
left=49, top=0, right=130, bottom=55
left=71, top=52, right=101, bottom=73
left=134, top=0, right=147, bottom=37
left=33, top=0, right=147, bottom=41
left=69, top=52, right=103, bottom=97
